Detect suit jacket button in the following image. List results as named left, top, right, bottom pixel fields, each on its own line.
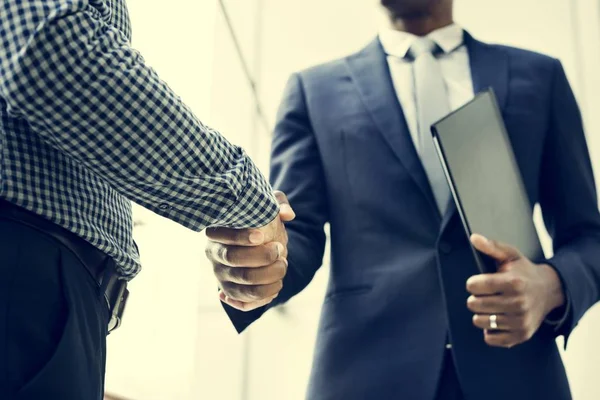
left=440, top=242, right=452, bottom=254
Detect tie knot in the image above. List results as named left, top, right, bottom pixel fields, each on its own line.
left=407, top=37, right=441, bottom=60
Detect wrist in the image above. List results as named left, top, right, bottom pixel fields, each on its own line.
left=541, top=263, right=566, bottom=313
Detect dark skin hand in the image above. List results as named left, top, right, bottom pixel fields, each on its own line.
left=466, top=234, right=566, bottom=348
left=205, top=191, right=295, bottom=312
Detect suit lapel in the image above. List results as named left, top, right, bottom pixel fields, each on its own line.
left=345, top=39, right=440, bottom=216
left=465, top=32, right=509, bottom=109
left=345, top=34, right=510, bottom=231
left=441, top=31, right=510, bottom=232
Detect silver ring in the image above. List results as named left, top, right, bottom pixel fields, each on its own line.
left=489, top=314, right=498, bottom=329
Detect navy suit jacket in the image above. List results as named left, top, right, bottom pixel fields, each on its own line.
left=224, top=32, right=600, bottom=400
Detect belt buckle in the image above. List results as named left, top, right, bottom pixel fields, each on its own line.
left=108, top=282, right=129, bottom=333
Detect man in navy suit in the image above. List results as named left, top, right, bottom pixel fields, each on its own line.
left=205, top=0, right=600, bottom=398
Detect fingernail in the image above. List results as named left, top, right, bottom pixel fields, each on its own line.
left=472, top=234, right=488, bottom=244
left=281, top=204, right=296, bottom=217
left=249, top=231, right=264, bottom=244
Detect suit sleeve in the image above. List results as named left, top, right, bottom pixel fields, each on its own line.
left=540, top=59, right=600, bottom=345
left=223, top=73, right=330, bottom=332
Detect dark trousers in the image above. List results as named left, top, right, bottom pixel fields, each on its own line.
left=434, top=349, right=464, bottom=400
left=0, top=219, right=109, bottom=399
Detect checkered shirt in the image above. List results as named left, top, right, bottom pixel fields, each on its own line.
left=0, top=0, right=279, bottom=279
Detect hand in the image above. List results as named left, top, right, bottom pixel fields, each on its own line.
left=205, top=191, right=295, bottom=312
left=466, top=234, right=565, bottom=348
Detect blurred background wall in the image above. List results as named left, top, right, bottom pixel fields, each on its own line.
left=104, top=0, right=600, bottom=398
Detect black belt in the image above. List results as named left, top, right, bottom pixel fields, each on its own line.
left=0, top=200, right=128, bottom=333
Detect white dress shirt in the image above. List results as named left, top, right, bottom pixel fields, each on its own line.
left=379, top=24, right=474, bottom=156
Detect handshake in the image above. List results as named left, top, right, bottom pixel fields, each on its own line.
left=205, top=191, right=295, bottom=311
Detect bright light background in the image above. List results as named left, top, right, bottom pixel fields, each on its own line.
left=105, top=1, right=600, bottom=399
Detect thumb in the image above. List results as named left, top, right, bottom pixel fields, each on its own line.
left=274, top=191, right=295, bottom=222
left=244, top=192, right=294, bottom=245
left=470, top=234, right=521, bottom=263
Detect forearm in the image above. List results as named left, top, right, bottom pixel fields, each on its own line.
left=538, top=59, right=600, bottom=342
left=540, top=262, right=570, bottom=334
left=0, top=1, right=278, bottom=230
left=546, top=236, right=600, bottom=334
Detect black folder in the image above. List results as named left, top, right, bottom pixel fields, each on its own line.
left=431, top=89, right=544, bottom=273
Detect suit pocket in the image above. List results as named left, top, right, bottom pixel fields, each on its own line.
left=324, top=285, right=372, bottom=303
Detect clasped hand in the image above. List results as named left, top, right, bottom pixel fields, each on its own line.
left=205, top=191, right=294, bottom=312
left=466, top=234, right=565, bottom=348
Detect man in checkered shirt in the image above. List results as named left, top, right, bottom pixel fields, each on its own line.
left=0, top=1, right=293, bottom=398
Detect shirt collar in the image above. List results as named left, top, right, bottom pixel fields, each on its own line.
left=379, top=23, right=465, bottom=59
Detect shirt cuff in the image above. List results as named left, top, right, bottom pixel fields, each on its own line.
left=214, top=155, right=279, bottom=229
left=544, top=292, right=571, bottom=331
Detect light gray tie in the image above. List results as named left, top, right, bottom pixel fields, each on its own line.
left=408, top=37, right=451, bottom=215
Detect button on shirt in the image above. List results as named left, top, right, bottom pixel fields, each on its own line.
left=0, top=0, right=279, bottom=278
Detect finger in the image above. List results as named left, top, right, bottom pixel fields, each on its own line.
left=207, top=241, right=283, bottom=267
left=472, top=313, right=527, bottom=331
left=206, top=227, right=266, bottom=246
left=258, top=219, right=283, bottom=247
left=483, top=329, right=526, bottom=348
left=466, top=273, right=516, bottom=296
left=470, top=234, right=521, bottom=263
left=274, top=191, right=295, bottom=222
left=219, top=291, right=278, bottom=312
left=467, top=295, right=529, bottom=314
left=214, top=259, right=287, bottom=285
left=220, top=280, right=283, bottom=303
left=472, top=313, right=507, bottom=331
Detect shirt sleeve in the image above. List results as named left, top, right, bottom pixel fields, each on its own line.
left=0, top=0, right=279, bottom=231
left=544, top=297, right=571, bottom=329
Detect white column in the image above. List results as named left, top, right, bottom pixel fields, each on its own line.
left=557, top=1, right=600, bottom=399
left=104, top=1, right=220, bottom=399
